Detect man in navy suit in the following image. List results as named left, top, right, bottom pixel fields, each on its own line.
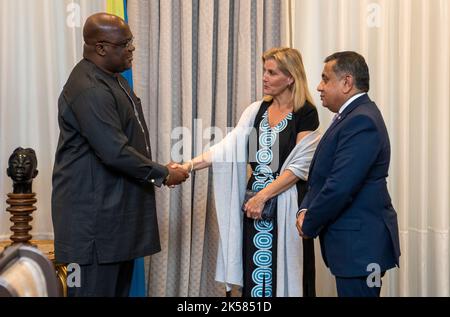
left=296, top=51, right=400, bottom=297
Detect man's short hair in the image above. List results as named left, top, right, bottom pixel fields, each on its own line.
left=325, top=51, right=370, bottom=92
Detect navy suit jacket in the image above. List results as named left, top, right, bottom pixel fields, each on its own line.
left=300, top=94, right=400, bottom=277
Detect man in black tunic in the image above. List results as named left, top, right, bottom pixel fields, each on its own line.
left=51, top=13, right=188, bottom=297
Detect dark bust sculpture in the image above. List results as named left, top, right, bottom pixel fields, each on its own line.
left=6, top=147, right=39, bottom=194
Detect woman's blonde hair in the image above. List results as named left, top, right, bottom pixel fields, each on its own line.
left=262, top=47, right=314, bottom=112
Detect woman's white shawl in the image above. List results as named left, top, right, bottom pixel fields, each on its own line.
left=211, top=100, right=321, bottom=297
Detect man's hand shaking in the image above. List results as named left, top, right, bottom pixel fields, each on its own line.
left=164, top=162, right=189, bottom=187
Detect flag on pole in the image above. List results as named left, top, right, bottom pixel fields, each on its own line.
left=106, top=0, right=133, bottom=87
left=106, top=0, right=146, bottom=297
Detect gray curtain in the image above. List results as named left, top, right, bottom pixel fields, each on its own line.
left=128, top=0, right=286, bottom=297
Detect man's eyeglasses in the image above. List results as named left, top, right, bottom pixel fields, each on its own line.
left=98, top=37, right=134, bottom=49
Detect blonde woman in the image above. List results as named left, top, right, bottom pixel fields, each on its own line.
left=181, top=48, right=321, bottom=297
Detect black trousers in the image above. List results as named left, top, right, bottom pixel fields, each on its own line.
left=302, top=238, right=316, bottom=297
left=67, top=248, right=135, bottom=297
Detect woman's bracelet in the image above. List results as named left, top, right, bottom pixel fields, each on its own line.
left=188, top=160, right=194, bottom=173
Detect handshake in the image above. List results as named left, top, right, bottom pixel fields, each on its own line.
left=164, top=161, right=193, bottom=188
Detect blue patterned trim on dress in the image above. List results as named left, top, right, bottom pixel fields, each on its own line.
left=250, top=109, right=292, bottom=297
left=251, top=285, right=273, bottom=297
left=254, top=219, right=274, bottom=231
left=253, top=232, right=273, bottom=249
left=259, top=131, right=277, bottom=147
left=252, top=267, right=273, bottom=284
